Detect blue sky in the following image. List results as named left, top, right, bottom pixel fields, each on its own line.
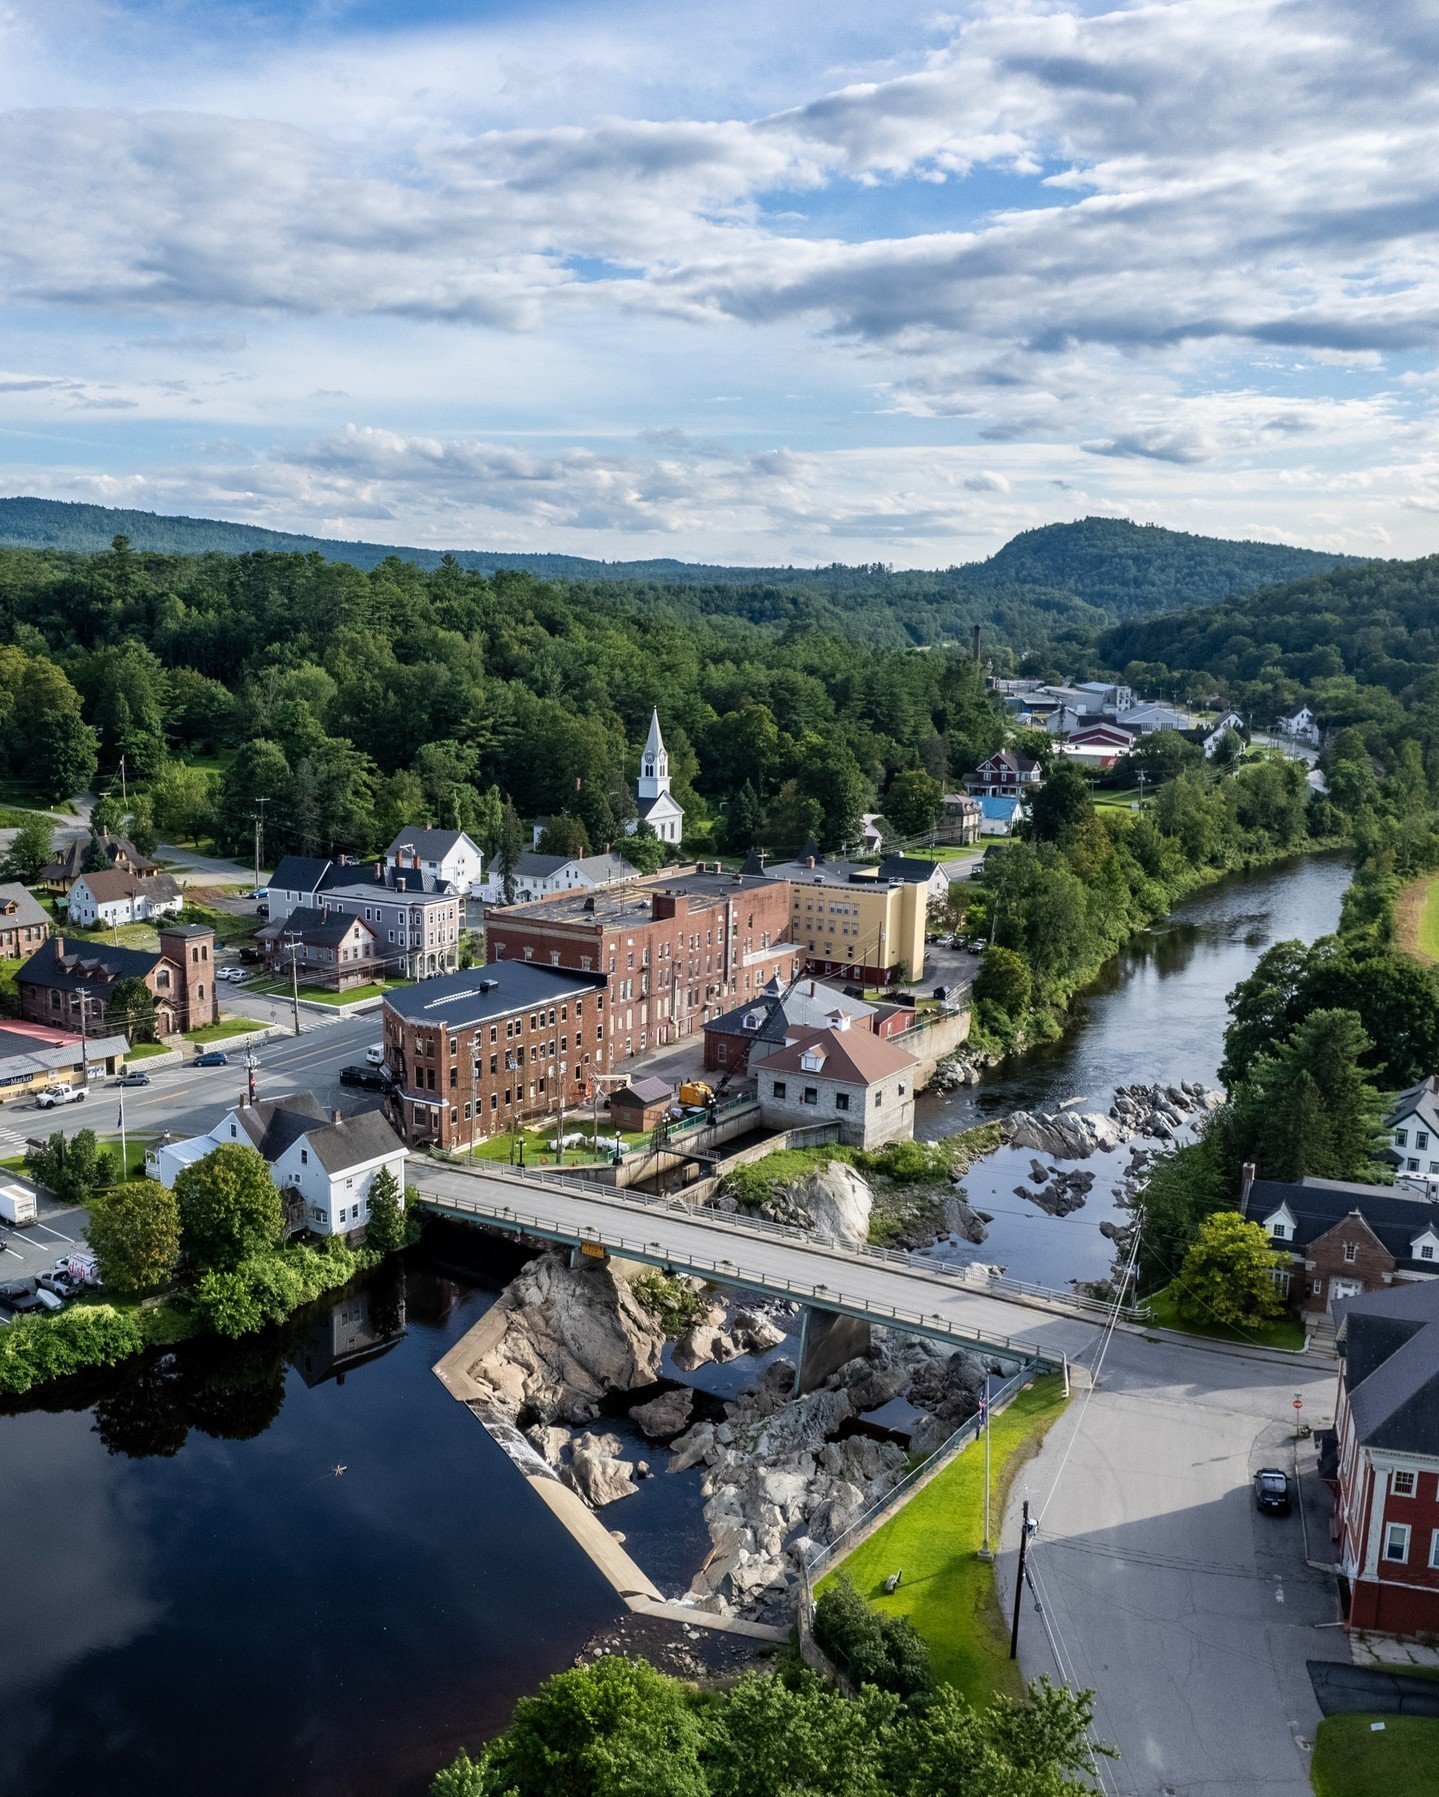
left=0, top=0, right=1435, bottom=564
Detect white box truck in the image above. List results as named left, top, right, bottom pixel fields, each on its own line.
left=0, top=1183, right=38, bottom=1227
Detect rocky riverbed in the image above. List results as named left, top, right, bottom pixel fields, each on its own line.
left=449, top=1247, right=995, bottom=1620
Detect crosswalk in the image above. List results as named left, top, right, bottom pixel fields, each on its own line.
left=0, top=1116, right=29, bottom=1158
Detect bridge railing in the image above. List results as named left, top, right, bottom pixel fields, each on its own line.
left=413, top=1161, right=1146, bottom=1323
left=801, top=1364, right=1037, bottom=1590
left=411, top=1186, right=1061, bottom=1365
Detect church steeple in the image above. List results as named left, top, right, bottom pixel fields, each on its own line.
left=637, top=708, right=670, bottom=801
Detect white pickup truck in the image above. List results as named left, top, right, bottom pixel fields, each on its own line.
left=35, top=1085, right=87, bottom=1109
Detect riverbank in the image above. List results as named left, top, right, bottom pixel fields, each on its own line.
left=1396, top=871, right=1439, bottom=963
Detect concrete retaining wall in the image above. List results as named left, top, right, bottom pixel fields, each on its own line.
left=894, top=1006, right=972, bottom=1087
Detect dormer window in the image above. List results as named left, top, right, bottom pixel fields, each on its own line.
left=1343, top=1242, right=1357, bottom=1264
left=1272, top=1222, right=1286, bottom=1239
left=800, top=1050, right=825, bottom=1072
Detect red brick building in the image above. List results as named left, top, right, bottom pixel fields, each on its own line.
left=381, top=962, right=609, bottom=1150
left=1327, top=1282, right=1439, bottom=1636
left=484, top=867, right=797, bottom=1063
left=18, top=924, right=218, bottom=1038
left=0, top=883, right=50, bottom=960
left=1242, top=1170, right=1439, bottom=1315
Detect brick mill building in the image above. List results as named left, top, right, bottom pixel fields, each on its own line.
left=380, top=962, right=609, bottom=1150
left=18, top=924, right=219, bottom=1038
left=483, top=867, right=797, bottom=1062
left=1326, top=1281, right=1439, bottom=1637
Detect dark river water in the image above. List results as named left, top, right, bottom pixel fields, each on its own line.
left=916, top=852, right=1352, bottom=1288
left=0, top=855, right=1350, bottom=1795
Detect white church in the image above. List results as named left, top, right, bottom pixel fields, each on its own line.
left=629, top=709, right=685, bottom=845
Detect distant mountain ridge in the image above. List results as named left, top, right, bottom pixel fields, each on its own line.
left=0, top=496, right=1375, bottom=642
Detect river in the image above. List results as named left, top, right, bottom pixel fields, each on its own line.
left=915, top=851, right=1351, bottom=1288
left=0, top=854, right=1349, bottom=1796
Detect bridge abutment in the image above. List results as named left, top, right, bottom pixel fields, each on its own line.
left=794, top=1307, right=871, bottom=1395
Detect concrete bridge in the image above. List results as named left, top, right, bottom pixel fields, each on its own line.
left=409, top=1161, right=1103, bottom=1388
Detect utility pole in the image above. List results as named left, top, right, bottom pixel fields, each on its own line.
left=1009, top=1499, right=1035, bottom=1660
left=288, top=938, right=301, bottom=1038
left=977, top=1374, right=994, bottom=1562
left=253, top=798, right=269, bottom=894
left=118, top=755, right=127, bottom=811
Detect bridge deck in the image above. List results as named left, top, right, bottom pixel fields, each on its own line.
left=411, top=1162, right=1100, bottom=1369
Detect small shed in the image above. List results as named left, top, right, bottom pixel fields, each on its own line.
left=609, top=1077, right=676, bottom=1132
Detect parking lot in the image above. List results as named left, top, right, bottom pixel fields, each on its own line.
left=0, top=1195, right=91, bottom=1287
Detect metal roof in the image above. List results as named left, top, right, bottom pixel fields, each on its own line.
left=383, top=961, right=603, bottom=1031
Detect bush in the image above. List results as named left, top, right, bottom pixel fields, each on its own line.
left=632, top=1269, right=709, bottom=1335
left=0, top=1303, right=147, bottom=1395
left=191, top=1241, right=376, bottom=1339
left=812, top=1575, right=935, bottom=1700
left=859, top=1139, right=950, bottom=1185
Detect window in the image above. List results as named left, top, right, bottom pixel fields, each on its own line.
left=1393, top=1469, right=1417, bottom=1498
left=1423, top=1245, right=1436, bottom=1262
left=1384, top=1522, right=1411, bottom=1563
left=772, top=1080, right=787, bottom=1099
left=1420, top=1131, right=1431, bottom=1151
left=803, top=1086, right=818, bottom=1105
left=1430, top=1531, right=1439, bottom=1572
left=1272, top=1221, right=1287, bottom=1239
left=1395, top=1128, right=1408, bottom=1147
left=835, top=1092, right=850, bottom=1112
left=1343, top=1242, right=1357, bottom=1264
left=873, top=1090, right=883, bottom=1107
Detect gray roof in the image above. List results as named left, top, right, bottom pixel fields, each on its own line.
left=877, top=855, right=940, bottom=883
left=1335, top=1282, right=1439, bottom=1454
left=1245, top=1176, right=1439, bottom=1276
left=765, top=854, right=928, bottom=889
left=321, top=866, right=455, bottom=904
left=270, top=854, right=332, bottom=894
left=1388, top=1079, right=1439, bottom=1140
left=19, top=934, right=160, bottom=992
left=385, top=827, right=473, bottom=861
left=614, top=1077, right=674, bottom=1107
left=0, top=883, right=49, bottom=929
left=383, top=961, right=604, bottom=1032
left=236, top=1093, right=403, bottom=1174
left=706, top=976, right=875, bottom=1044
left=270, top=904, right=370, bottom=948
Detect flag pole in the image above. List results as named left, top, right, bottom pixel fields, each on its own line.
left=977, top=1372, right=994, bottom=1561
left=119, top=1091, right=128, bottom=1180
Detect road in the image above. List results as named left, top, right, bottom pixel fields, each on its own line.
left=1000, top=1329, right=1345, bottom=1797
left=411, top=1159, right=1102, bottom=1365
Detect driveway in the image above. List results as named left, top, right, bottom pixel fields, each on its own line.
left=999, top=1332, right=1346, bottom=1797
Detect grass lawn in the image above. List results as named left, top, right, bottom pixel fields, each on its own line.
left=0, top=956, right=22, bottom=1011
left=1310, top=1714, right=1439, bottom=1797
left=1144, top=1282, right=1307, bottom=1352
left=123, top=1041, right=171, bottom=1060
left=469, top=1122, right=650, bottom=1166
left=818, top=1375, right=1068, bottom=1706
left=1396, top=872, right=1439, bottom=965
left=297, top=979, right=409, bottom=1005
left=184, top=1015, right=266, bottom=1043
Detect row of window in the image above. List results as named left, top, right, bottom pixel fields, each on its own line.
left=771, top=1078, right=887, bottom=1110
left=1393, top=1126, right=1430, bottom=1150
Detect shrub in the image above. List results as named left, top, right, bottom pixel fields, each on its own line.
left=632, top=1269, right=708, bottom=1335
left=191, top=1241, right=375, bottom=1339
left=812, top=1575, right=934, bottom=1700
left=0, top=1304, right=147, bottom=1396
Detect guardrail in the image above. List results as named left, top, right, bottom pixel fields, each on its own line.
left=409, top=1185, right=1063, bottom=1365
left=801, top=1364, right=1036, bottom=1589
left=411, top=1159, right=1146, bottom=1324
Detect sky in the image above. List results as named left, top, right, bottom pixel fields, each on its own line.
left=0, top=0, right=1437, bottom=567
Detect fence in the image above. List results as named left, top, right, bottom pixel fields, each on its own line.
left=410, top=1182, right=1063, bottom=1365
left=412, top=1158, right=1147, bottom=1324
left=800, top=1365, right=1036, bottom=1593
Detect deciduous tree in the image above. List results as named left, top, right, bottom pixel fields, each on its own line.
left=88, top=1178, right=182, bottom=1296
left=1173, top=1213, right=1286, bottom=1331
left=174, top=1143, right=284, bottom=1272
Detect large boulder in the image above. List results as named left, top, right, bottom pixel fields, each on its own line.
left=565, top=1430, right=639, bottom=1507
left=629, top=1388, right=694, bottom=1440
left=754, top=1159, right=875, bottom=1245
left=1007, top=1109, right=1123, bottom=1159
left=463, top=1253, right=668, bottom=1424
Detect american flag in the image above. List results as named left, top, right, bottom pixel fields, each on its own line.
left=977, top=1388, right=988, bottom=1425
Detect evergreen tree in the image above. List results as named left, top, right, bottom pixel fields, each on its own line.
left=364, top=1166, right=409, bottom=1255
left=495, top=799, right=525, bottom=904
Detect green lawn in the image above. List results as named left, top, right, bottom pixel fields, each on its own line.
left=817, top=1375, right=1068, bottom=1706
left=185, top=1015, right=266, bottom=1043
left=0, top=955, right=22, bottom=1012
left=297, top=979, right=409, bottom=1005
left=1144, top=1282, right=1307, bottom=1352
left=123, top=1041, right=172, bottom=1060
left=1310, top=1715, right=1439, bottom=1797
left=1396, top=873, right=1439, bottom=965
left=469, top=1122, right=650, bottom=1166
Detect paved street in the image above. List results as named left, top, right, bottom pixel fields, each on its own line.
left=1000, top=1331, right=1345, bottom=1797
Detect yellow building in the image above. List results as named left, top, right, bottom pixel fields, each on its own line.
left=766, top=854, right=927, bottom=984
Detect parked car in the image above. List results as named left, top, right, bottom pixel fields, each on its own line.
left=1253, top=1468, right=1292, bottom=1515
left=0, top=1283, right=44, bottom=1316
left=339, top=1065, right=390, bottom=1091
left=115, top=1069, right=151, bottom=1087
left=193, top=1050, right=229, bottom=1067
left=255, top=901, right=269, bottom=917
left=251, top=887, right=268, bottom=900
left=35, top=1085, right=86, bottom=1109
left=365, top=1044, right=385, bottom=1066
left=36, top=1273, right=77, bottom=1303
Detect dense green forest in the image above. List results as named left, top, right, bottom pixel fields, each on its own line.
left=1095, top=555, right=1439, bottom=757
left=0, top=538, right=1001, bottom=861
left=0, top=500, right=1367, bottom=652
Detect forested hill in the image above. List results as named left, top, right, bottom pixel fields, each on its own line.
left=0, top=498, right=1370, bottom=649
left=1098, top=553, right=1439, bottom=753
left=966, top=518, right=1368, bottom=617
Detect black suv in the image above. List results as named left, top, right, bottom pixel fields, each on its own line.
left=1253, top=1468, right=1292, bottom=1515
left=339, top=1065, right=390, bottom=1092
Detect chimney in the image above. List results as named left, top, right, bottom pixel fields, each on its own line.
left=1240, top=1161, right=1256, bottom=1209
left=971, top=622, right=981, bottom=663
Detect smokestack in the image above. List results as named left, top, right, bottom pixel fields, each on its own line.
left=971, top=622, right=981, bottom=663
left=1240, top=1161, right=1256, bottom=1209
